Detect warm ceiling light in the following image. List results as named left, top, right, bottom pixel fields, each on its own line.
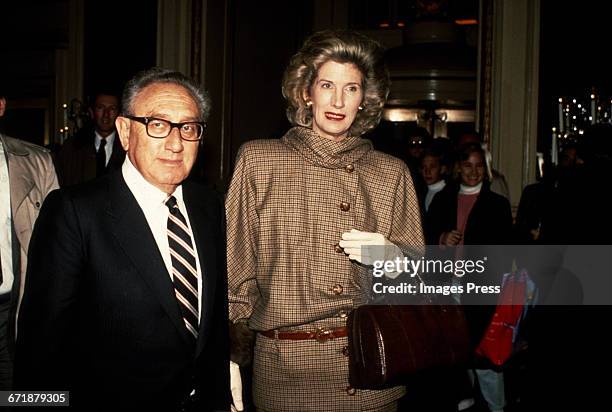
left=397, top=22, right=405, bottom=27
left=383, top=108, right=417, bottom=122
left=379, top=22, right=390, bottom=28
left=455, top=19, right=478, bottom=25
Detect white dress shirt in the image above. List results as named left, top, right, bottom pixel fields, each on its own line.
left=0, top=139, right=13, bottom=294
left=95, top=131, right=116, bottom=167
left=121, top=156, right=202, bottom=320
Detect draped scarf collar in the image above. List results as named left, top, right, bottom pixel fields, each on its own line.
left=281, top=126, right=373, bottom=169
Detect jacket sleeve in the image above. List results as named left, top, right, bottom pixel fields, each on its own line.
left=14, top=189, right=83, bottom=390
left=205, top=192, right=232, bottom=410
left=225, top=146, right=258, bottom=363
left=389, top=165, right=425, bottom=258
left=42, top=150, right=60, bottom=196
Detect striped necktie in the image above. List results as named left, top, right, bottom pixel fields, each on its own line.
left=165, top=196, right=199, bottom=341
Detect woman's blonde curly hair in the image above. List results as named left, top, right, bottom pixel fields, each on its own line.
left=282, top=30, right=390, bottom=138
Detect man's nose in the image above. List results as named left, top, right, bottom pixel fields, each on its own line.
left=165, top=127, right=184, bottom=152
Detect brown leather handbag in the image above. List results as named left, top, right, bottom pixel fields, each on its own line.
left=347, top=300, right=470, bottom=389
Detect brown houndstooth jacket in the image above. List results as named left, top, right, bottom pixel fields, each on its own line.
left=227, top=126, right=424, bottom=330
left=226, top=126, right=425, bottom=410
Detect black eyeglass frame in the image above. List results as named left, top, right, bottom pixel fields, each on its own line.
left=123, top=115, right=207, bottom=141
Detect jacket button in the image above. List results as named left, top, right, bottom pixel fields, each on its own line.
left=331, top=284, right=344, bottom=295
left=346, top=386, right=356, bottom=395
left=339, top=202, right=350, bottom=212
left=345, top=164, right=354, bottom=173
left=35, top=201, right=41, bottom=208
left=334, top=243, right=344, bottom=253
left=342, top=346, right=349, bottom=357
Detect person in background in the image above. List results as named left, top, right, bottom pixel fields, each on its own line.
left=0, top=88, right=58, bottom=389
left=404, top=127, right=431, bottom=206
left=226, top=30, right=423, bottom=411
left=420, top=146, right=449, bottom=212
left=56, top=90, right=125, bottom=186
left=15, top=68, right=230, bottom=411
left=407, top=128, right=429, bottom=161
left=457, top=132, right=510, bottom=201
left=425, top=143, right=513, bottom=412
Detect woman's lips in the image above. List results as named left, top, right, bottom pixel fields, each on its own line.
left=325, top=112, right=345, bottom=121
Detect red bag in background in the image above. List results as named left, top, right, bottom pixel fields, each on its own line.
left=476, top=270, right=535, bottom=366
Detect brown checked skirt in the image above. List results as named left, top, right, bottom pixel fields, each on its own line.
left=252, top=323, right=405, bottom=412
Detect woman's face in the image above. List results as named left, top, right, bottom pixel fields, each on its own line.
left=459, top=151, right=485, bottom=187
left=421, top=155, right=444, bottom=185
left=305, top=60, right=364, bottom=142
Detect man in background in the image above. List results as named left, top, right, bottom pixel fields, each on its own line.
left=56, top=90, right=125, bottom=186
left=0, top=88, right=58, bottom=389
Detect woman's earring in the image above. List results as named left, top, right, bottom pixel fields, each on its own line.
left=358, top=105, right=363, bottom=110
left=306, top=100, right=312, bottom=107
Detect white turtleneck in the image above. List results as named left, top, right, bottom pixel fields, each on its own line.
left=425, top=180, right=446, bottom=211
left=459, top=181, right=483, bottom=195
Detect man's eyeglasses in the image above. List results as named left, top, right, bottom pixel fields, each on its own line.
left=123, top=115, right=206, bottom=141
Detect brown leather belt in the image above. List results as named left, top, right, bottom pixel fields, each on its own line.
left=260, top=326, right=348, bottom=343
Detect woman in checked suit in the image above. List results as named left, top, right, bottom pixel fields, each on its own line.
left=226, top=30, right=423, bottom=411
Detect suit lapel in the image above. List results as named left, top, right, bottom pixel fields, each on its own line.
left=183, top=183, right=218, bottom=357
left=107, top=173, right=194, bottom=347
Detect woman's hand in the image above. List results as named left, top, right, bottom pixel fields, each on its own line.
left=339, top=229, right=404, bottom=278
left=441, top=230, right=463, bottom=246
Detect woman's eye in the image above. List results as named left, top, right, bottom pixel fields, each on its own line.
left=321, top=82, right=332, bottom=89
left=346, top=86, right=359, bottom=93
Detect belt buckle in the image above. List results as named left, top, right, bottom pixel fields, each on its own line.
left=315, top=327, right=333, bottom=343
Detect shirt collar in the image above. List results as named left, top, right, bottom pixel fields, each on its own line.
left=95, top=130, right=116, bottom=147
left=121, top=155, right=183, bottom=209
left=428, top=180, right=446, bottom=191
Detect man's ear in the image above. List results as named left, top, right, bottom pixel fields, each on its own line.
left=115, top=116, right=130, bottom=150
left=0, top=97, right=6, bottom=118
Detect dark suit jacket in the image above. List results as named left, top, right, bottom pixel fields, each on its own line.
left=55, top=127, right=125, bottom=187
left=15, top=172, right=230, bottom=411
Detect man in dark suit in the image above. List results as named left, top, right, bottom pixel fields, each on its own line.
left=55, top=91, right=125, bottom=186
left=15, top=68, right=230, bottom=411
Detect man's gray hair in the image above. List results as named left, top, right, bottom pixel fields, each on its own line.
left=121, top=67, right=211, bottom=120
